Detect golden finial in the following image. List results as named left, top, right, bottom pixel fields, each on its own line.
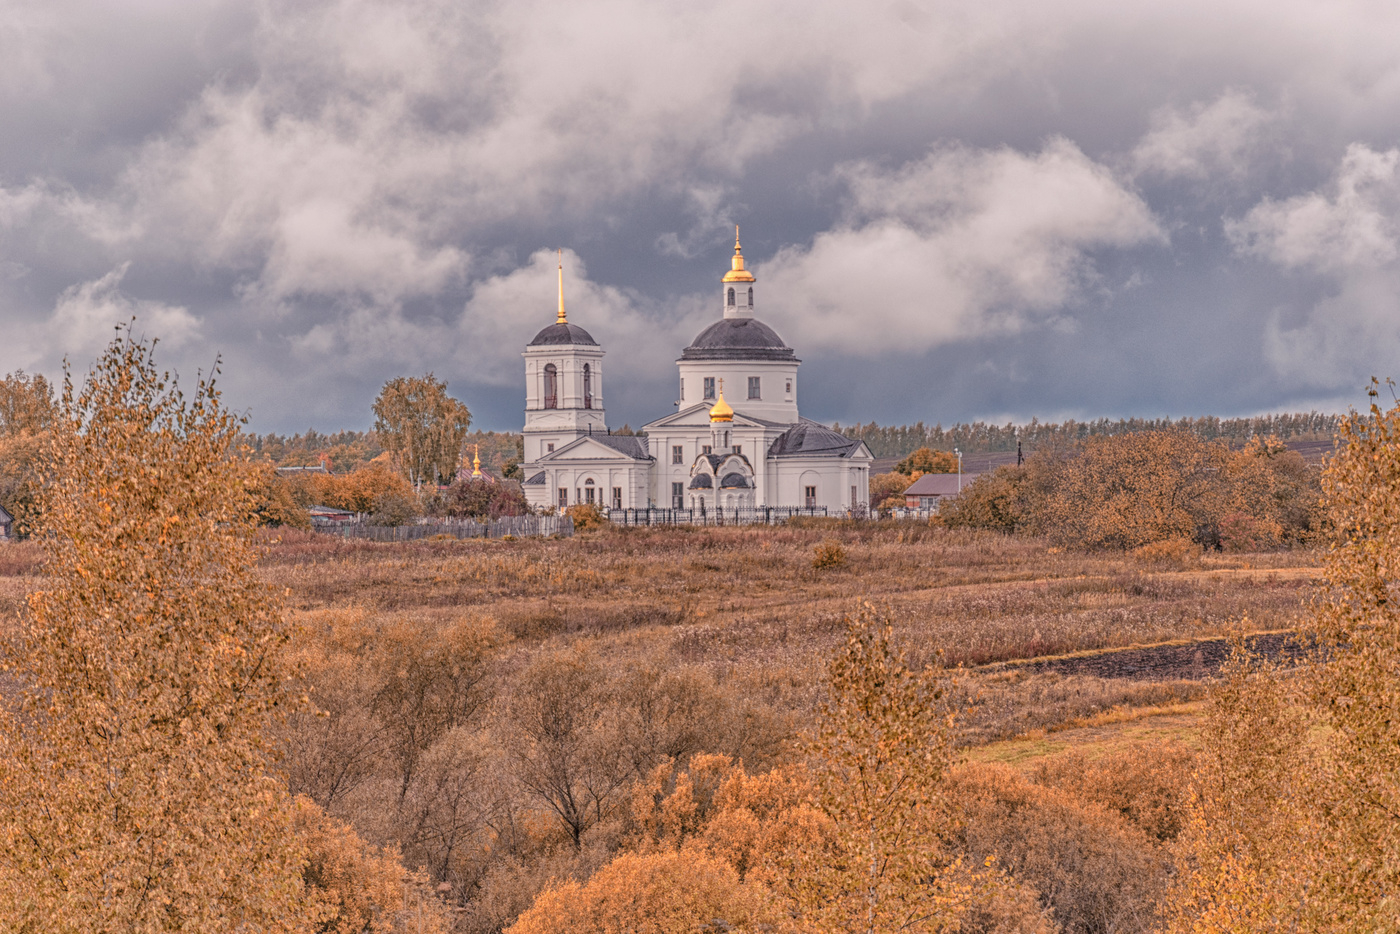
left=722, top=226, right=755, bottom=283
left=556, top=249, right=567, bottom=324
left=709, top=379, right=734, bottom=423
left=471, top=444, right=482, bottom=477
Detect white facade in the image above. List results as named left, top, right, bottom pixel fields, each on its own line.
left=521, top=235, right=872, bottom=514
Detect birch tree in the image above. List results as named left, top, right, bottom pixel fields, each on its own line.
left=372, top=374, right=472, bottom=489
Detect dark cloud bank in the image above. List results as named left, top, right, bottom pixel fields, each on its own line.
left=3, top=0, right=1400, bottom=433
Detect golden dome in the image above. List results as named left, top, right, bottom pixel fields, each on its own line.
left=709, top=386, right=734, bottom=423
left=721, top=226, right=756, bottom=283
left=471, top=444, right=483, bottom=477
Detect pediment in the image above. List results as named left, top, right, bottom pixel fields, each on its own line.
left=540, top=435, right=649, bottom=462
left=643, top=404, right=781, bottom=431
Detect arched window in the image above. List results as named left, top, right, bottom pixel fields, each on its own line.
left=543, top=364, right=558, bottom=409
left=584, top=477, right=596, bottom=504
left=583, top=363, right=592, bottom=409
left=727, top=287, right=735, bottom=306
left=747, top=287, right=753, bottom=305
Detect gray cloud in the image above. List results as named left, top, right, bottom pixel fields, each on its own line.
left=4, top=0, right=1400, bottom=432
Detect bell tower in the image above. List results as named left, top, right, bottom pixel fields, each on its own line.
left=721, top=226, right=756, bottom=319
left=521, top=252, right=607, bottom=464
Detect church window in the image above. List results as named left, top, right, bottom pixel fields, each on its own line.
left=672, top=445, right=683, bottom=464
left=612, top=487, right=622, bottom=509
left=732, top=445, right=741, bottom=454
left=747, top=287, right=753, bottom=305
left=546, top=442, right=554, bottom=454
left=851, top=484, right=858, bottom=506
left=747, top=376, right=760, bottom=399
left=785, top=378, right=793, bottom=395
left=679, top=377, right=684, bottom=400
left=703, top=377, right=715, bottom=400
left=727, top=288, right=735, bottom=306
left=671, top=481, right=684, bottom=509
left=558, top=487, right=568, bottom=507
left=583, top=364, right=592, bottom=409
left=805, top=485, right=817, bottom=508
left=702, top=445, right=712, bottom=455
left=544, top=364, right=558, bottom=409
left=723, top=430, right=730, bottom=447
left=584, top=478, right=595, bottom=505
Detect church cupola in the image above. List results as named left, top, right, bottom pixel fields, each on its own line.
left=709, top=382, right=734, bottom=423
left=721, top=227, right=755, bottom=320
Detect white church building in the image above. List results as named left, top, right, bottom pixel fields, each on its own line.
left=520, top=234, right=873, bottom=515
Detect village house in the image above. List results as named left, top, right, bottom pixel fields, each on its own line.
left=903, top=472, right=980, bottom=510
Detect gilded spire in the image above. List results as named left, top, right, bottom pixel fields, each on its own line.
left=556, top=249, right=567, bottom=324
left=722, top=225, right=755, bottom=283
left=471, top=444, right=482, bottom=477
left=709, top=379, right=734, bottom=423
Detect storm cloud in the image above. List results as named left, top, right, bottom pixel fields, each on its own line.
left=3, top=0, right=1399, bottom=431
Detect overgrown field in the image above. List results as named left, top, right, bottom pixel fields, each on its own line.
left=0, top=522, right=1323, bottom=932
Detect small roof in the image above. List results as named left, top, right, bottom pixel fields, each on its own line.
left=768, top=419, right=867, bottom=458
left=524, top=471, right=547, bottom=485
left=528, top=321, right=598, bottom=346
left=903, top=473, right=980, bottom=496
left=0, top=503, right=12, bottom=523
left=308, top=504, right=355, bottom=517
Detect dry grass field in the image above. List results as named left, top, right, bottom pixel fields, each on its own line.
left=0, top=521, right=1324, bottom=932
left=249, top=521, right=1316, bottom=744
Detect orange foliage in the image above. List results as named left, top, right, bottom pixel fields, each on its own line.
left=295, top=796, right=453, bottom=934
left=506, top=850, right=767, bottom=934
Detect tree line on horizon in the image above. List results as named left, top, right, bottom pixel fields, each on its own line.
left=836, top=411, right=1345, bottom=458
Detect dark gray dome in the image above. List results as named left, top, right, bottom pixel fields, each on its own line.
left=719, top=472, right=749, bottom=489
left=680, top=317, right=797, bottom=361
left=529, top=322, right=598, bottom=346
left=689, top=474, right=713, bottom=489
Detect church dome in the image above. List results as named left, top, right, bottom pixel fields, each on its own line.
left=528, top=321, right=598, bottom=346
left=680, top=317, right=796, bottom=361
left=719, top=472, right=749, bottom=489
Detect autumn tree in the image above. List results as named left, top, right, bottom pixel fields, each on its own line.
left=500, top=648, right=629, bottom=849
left=1163, top=383, right=1400, bottom=930
left=778, top=603, right=978, bottom=934
left=0, top=331, right=310, bottom=931
left=0, top=370, right=58, bottom=534
left=372, top=374, right=472, bottom=490
left=895, top=446, right=960, bottom=476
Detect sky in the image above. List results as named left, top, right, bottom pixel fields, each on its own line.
left=3, top=0, right=1400, bottom=434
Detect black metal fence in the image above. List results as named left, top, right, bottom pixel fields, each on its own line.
left=317, top=514, right=572, bottom=541
left=604, top=506, right=832, bottom=527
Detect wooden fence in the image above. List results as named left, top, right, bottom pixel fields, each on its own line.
left=318, top=514, right=572, bottom=541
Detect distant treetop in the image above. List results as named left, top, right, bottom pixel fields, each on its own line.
left=836, top=412, right=1345, bottom=458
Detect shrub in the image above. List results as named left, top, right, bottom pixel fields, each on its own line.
left=811, top=539, right=848, bottom=569
left=1130, top=537, right=1200, bottom=569
left=565, top=502, right=607, bottom=531
left=950, top=762, right=1169, bottom=934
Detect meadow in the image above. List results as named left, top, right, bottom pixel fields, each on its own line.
left=261, top=522, right=1314, bottom=932
left=0, top=520, right=1323, bottom=933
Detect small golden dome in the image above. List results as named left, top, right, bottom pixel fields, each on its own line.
left=709, top=387, right=734, bottom=423
left=471, top=444, right=483, bottom=477
left=721, top=225, right=756, bottom=283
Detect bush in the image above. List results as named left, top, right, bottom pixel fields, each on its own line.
left=811, top=539, right=847, bottom=569
left=565, top=502, right=607, bottom=531
left=1130, top=537, right=1200, bottom=569
left=369, top=489, right=420, bottom=526
left=950, top=762, right=1170, bottom=934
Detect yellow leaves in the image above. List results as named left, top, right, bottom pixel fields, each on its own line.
left=506, top=850, right=767, bottom=934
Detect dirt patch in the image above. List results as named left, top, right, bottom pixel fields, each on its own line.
left=983, top=630, right=1307, bottom=682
